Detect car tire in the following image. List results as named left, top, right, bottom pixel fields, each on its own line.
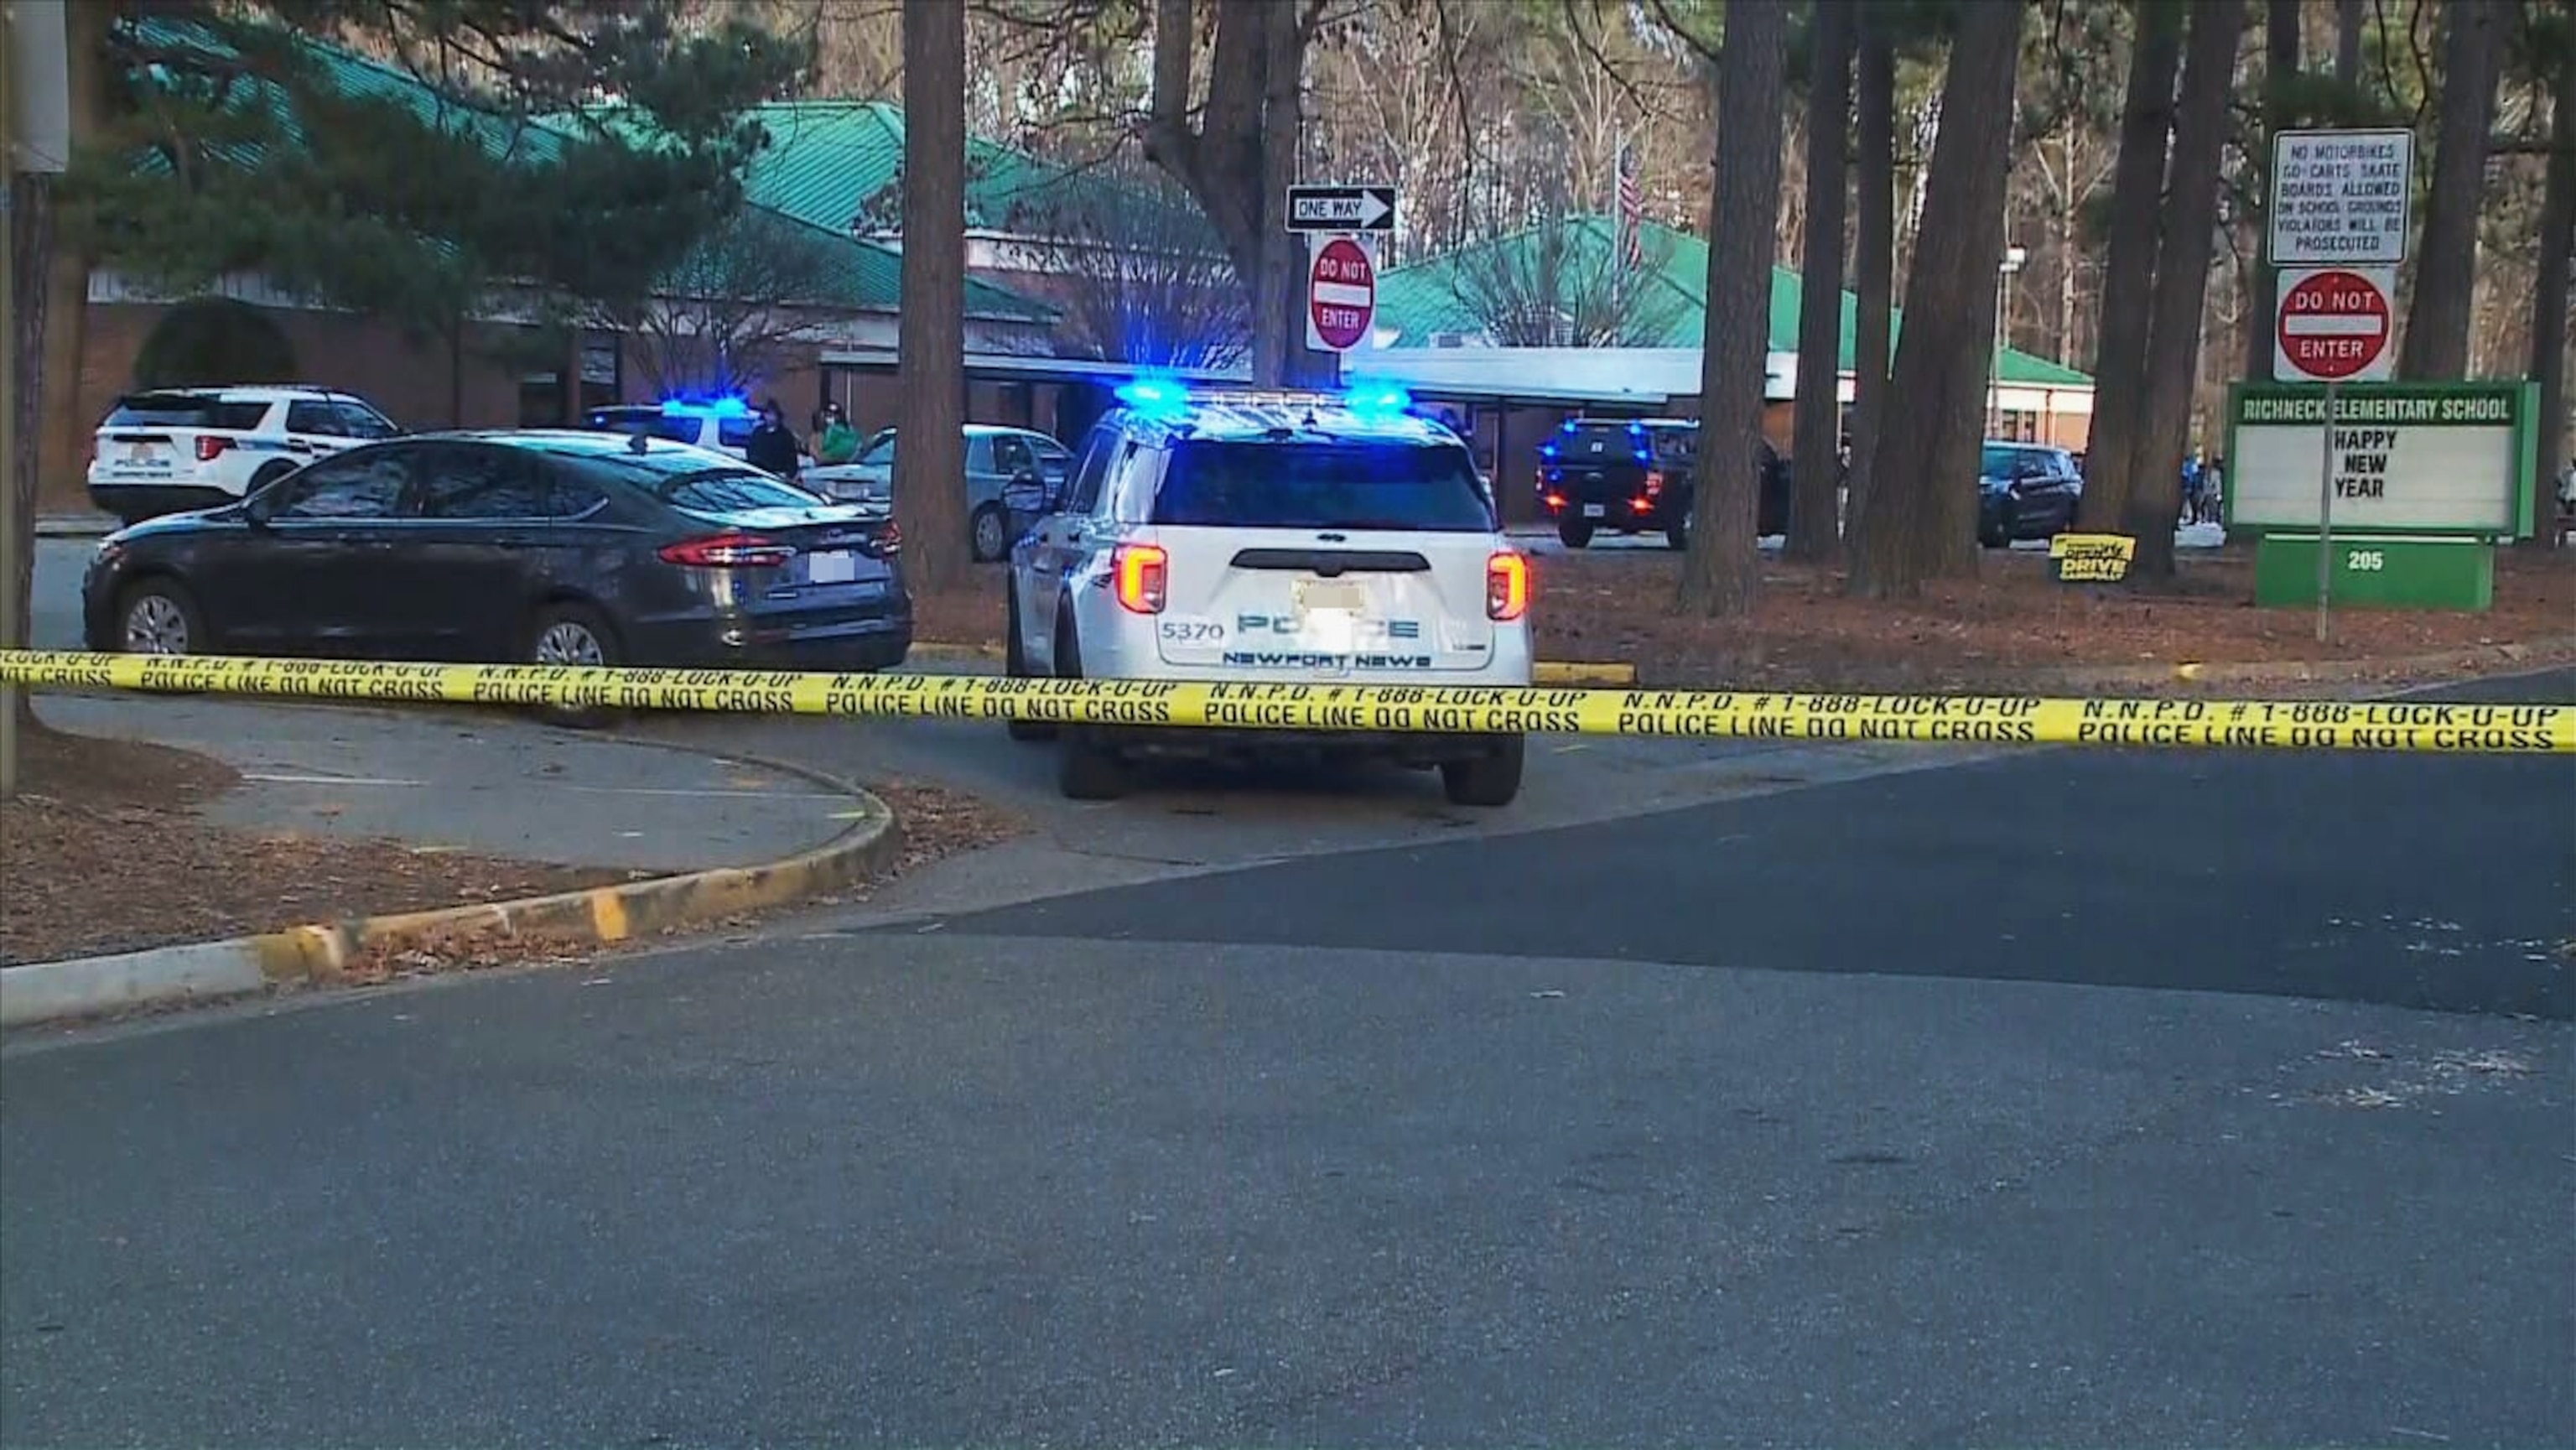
left=1052, top=617, right=1129, bottom=801
left=969, top=504, right=1009, bottom=564
left=115, top=577, right=206, bottom=657
left=1664, top=516, right=1689, bottom=550
left=525, top=601, right=621, bottom=730
left=1004, top=580, right=1055, bottom=742
left=1441, top=734, right=1525, bottom=808
left=1557, top=519, right=1594, bottom=548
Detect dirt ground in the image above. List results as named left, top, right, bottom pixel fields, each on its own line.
left=0, top=725, right=1019, bottom=968
left=908, top=546, right=2574, bottom=692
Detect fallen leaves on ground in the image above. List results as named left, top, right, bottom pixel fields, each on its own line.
left=0, top=726, right=625, bottom=967
left=903, top=548, right=2573, bottom=694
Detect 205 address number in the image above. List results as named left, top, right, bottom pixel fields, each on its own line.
left=2345, top=548, right=2386, bottom=572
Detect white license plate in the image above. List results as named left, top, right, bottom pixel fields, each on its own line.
left=1295, top=579, right=1368, bottom=614
left=1581, top=503, right=1607, bottom=518
left=806, top=550, right=856, bottom=585
left=123, top=444, right=154, bottom=464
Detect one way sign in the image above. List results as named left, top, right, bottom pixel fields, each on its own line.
left=1287, top=184, right=1398, bottom=233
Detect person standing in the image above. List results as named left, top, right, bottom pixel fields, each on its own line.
left=814, top=402, right=860, bottom=465
left=744, top=399, right=802, bottom=480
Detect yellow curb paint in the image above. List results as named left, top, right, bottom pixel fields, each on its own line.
left=589, top=889, right=632, bottom=943
left=1534, top=661, right=1637, bottom=687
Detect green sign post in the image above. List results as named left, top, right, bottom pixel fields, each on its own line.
left=2225, top=381, right=2540, bottom=612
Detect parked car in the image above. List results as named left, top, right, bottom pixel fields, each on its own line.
left=86, top=384, right=402, bottom=524
left=803, top=424, right=1073, bottom=563
left=1535, top=418, right=1792, bottom=548
left=1978, top=440, right=2084, bottom=546
left=83, top=430, right=911, bottom=680
left=581, top=398, right=813, bottom=470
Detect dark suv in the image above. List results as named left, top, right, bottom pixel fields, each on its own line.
left=1535, top=418, right=1793, bottom=548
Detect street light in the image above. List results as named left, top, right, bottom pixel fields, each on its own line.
left=1991, top=245, right=2027, bottom=439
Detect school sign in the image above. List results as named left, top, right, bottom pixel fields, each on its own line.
left=2225, top=381, right=2540, bottom=610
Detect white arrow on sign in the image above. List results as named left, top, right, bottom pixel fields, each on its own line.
left=1286, top=185, right=1397, bottom=232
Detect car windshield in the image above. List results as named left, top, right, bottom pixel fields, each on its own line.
left=106, top=395, right=269, bottom=430
left=1153, top=439, right=1494, bottom=532
left=857, top=431, right=896, bottom=467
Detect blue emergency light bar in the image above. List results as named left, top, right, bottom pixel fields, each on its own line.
left=661, top=393, right=752, bottom=418
left=1113, top=378, right=1418, bottom=418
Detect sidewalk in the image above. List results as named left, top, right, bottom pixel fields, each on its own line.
left=5, top=694, right=871, bottom=969
left=36, top=511, right=117, bottom=538
left=37, top=694, right=854, bottom=871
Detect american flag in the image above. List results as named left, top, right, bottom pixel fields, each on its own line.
left=1617, top=141, right=1644, bottom=272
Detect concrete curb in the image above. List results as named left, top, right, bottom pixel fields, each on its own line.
left=36, top=513, right=117, bottom=539
left=2020, top=638, right=2576, bottom=693
left=0, top=761, right=901, bottom=1030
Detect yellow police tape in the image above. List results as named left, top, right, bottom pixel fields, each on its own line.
left=1, top=650, right=2568, bottom=754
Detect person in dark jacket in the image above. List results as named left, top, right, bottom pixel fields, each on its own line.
left=743, top=399, right=802, bottom=479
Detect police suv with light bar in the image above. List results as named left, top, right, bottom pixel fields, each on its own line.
left=1004, top=380, right=1535, bottom=806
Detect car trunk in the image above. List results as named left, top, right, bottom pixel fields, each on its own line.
left=676, top=503, right=903, bottom=627
left=1542, top=427, right=1662, bottom=518
left=1151, top=528, right=1498, bottom=675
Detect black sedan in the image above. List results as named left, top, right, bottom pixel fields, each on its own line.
left=82, top=429, right=912, bottom=673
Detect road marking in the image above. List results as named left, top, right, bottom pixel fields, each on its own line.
left=242, top=772, right=844, bottom=803
left=244, top=772, right=425, bottom=787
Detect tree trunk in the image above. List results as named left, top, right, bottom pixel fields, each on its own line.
left=1844, top=6, right=1896, bottom=558
left=2242, top=0, right=2303, bottom=383
left=2074, top=0, right=2183, bottom=533
left=1845, top=0, right=2023, bottom=600
left=34, top=0, right=107, bottom=518
left=1145, top=0, right=1323, bottom=388
left=896, top=0, right=971, bottom=593
left=1784, top=0, right=1853, bottom=565
left=2397, top=0, right=2501, bottom=380
left=2122, top=0, right=2246, bottom=580
left=8, top=174, right=56, bottom=758
left=2527, top=20, right=2573, bottom=549
left=2335, top=0, right=2363, bottom=85
left=1675, top=0, right=1789, bottom=617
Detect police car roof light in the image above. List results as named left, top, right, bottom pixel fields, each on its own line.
left=662, top=393, right=752, bottom=418
left=1342, top=382, right=1413, bottom=415
left=1115, top=377, right=1191, bottom=414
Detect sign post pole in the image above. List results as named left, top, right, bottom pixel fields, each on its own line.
left=1, top=4, right=19, bottom=798
left=2314, top=379, right=2335, bottom=642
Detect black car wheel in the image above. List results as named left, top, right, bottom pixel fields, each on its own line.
left=1441, top=735, right=1526, bottom=808
left=970, top=504, right=1008, bottom=564
left=117, top=578, right=205, bottom=657
left=1982, top=500, right=2016, bottom=548
left=1664, top=516, right=1689, bottom=550
left=1004, top=580, right=1055, bottom=742
left=1052, top=616, right=1129, bottom=800
left=1557, top=519, right=1595, bottom=548
left=526, top=601, right=619, bottom=730
left=247, top=460, right=298, bottom=497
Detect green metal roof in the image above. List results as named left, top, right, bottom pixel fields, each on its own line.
left=736, top=100, right=1212, bottom=245
left=114, top=21, right=1053, bottom=324
left=1378, top=216, right=2095, bottom=387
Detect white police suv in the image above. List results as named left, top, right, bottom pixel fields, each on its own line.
left=86, top=385, right=401, bottom=523
left=1004, top=381, right=1535, bottom=807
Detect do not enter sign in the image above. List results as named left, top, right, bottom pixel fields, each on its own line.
left=1306, top=235, right=1376, bottom=353
left=2276, top=266, right=2395, bottom=382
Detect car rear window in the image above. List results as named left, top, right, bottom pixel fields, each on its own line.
left=636, top=467, right=828, bottom=513
left=1153, top=440, right=1494, bottom=532
left=106, top=395, right=269, bottom=431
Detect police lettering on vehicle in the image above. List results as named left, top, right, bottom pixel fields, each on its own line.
left=1234, top=615, right=1423, bottom=640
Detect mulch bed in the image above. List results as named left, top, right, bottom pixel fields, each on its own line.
left=905, top=548, right=2574, bottom=694
left=0, top=726, right=1025, bottom=969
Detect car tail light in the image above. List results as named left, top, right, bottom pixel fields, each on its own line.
left=1486, top=551, right=1529, bottom=622
left=865, top=521, right=902, bottom=557
left=1114, top=543, right=1166, bottom=614
left=195, top=436, right=235, bottom=462
left=658, top=532, right=795, bottom=569
left=1542, top=491, right=1566, bottom=511
left=1644, top=470, right=1665, bottom=496
left=1632, top=496, right=1653, bottom=512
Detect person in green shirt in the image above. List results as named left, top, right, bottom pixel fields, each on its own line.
left=813, top=401, right=860, bottom=465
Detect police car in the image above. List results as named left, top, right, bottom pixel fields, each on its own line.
left=86, top=384, right=401, bottom=524
left=1004, top=381, right=1535, bottom=806
left=583, top=396, right=808, bottom=467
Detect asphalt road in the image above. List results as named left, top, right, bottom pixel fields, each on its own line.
left=5, top=672, right=2568, bottom=1447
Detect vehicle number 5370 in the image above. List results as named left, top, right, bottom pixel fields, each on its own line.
left=2345, top=548, right=2386, bottom=572
left=1158, top=618, right=1225, bottom=643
